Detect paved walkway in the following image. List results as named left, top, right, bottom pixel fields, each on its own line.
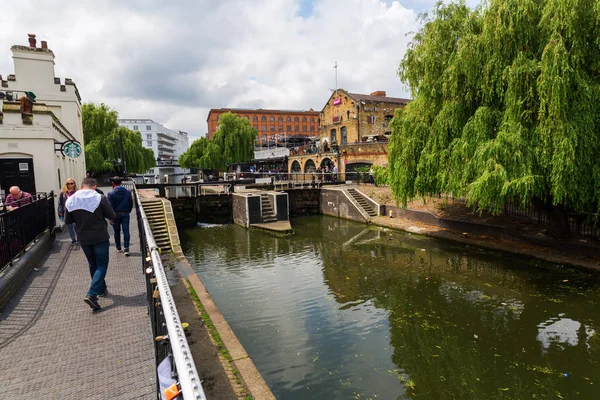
left=0, top=208, right=156, bottom=399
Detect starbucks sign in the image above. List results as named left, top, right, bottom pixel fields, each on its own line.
left=62, top=141, right=82, bottom=158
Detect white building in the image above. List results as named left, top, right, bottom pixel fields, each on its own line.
left=0, top=34, right=85, bottom=200
left=117, top=119, right=189, bottom=179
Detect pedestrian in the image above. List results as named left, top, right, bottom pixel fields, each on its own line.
left=65, top=177, right=116, bottom=311
left=58, top=178, right=78, bottom=244
left=369, top=166, right=375, bottom=186
left=107, top=177, right=133, bottom=256
left=5, top=186, right=33, bottom=210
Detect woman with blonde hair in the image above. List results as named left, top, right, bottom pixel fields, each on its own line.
left=58, top=178, right=79, bottom=244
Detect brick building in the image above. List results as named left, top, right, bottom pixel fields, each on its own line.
left=206, top=108, right=319, bottom=141
left=320, top=89, right=409, bottom=145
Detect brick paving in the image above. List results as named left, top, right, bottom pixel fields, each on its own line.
left=0, top=208, right=156, bottom=399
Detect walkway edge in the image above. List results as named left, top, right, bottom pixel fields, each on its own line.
left=176, top=258, right=277, bottom=400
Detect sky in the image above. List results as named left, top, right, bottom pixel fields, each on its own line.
left=0, top=0, right=478, bottom=144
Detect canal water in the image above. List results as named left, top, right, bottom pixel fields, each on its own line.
left=180, top=216, right=600, bottom=399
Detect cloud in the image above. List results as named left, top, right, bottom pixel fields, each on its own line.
left=0, top=0, right=434, bottom=143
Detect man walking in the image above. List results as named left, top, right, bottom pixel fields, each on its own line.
left=107, top=177, right=133, bottom=256
left=65, top=178, right=116, bottom=311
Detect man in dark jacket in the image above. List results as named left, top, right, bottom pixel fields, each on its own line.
left=65, top=177, right=116, bottom=310
left=107, top=177, right=133, bottom=256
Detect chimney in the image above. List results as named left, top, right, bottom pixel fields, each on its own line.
left=41, top=41, right=48, bottom=49
left=27, top=33, right=36, bottom=48
left=370, top=91, right=386, bottom=97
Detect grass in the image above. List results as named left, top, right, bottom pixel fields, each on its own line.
left=186, top=280, right=252, bottom=399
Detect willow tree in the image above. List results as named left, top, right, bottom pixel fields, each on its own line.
left=389, top=0, right=600, bottom=237
left=179, top=112, right=256, bottom=171
left=82, top=103, right=156, bottom=174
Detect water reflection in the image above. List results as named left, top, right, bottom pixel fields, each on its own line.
left=181, top=216, right=600, bottom=399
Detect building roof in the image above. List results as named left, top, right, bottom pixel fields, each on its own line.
left=346, top=92, right=411, bottom=105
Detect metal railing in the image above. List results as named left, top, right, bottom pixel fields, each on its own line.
left=0, top=192, right=55, bottom=272
left=130, top=182, right=206, bottom=400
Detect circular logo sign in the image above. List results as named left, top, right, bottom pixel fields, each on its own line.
left=62, top=141, right=82, bottom=158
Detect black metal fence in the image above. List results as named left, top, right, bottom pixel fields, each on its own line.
left=130, top=183, right=206, bottom=400
left=503, top=201, right=599, bottom=240
left=0, top=192, right=56, bottom=272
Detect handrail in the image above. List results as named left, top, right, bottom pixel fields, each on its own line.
left=132, top=182, right=206, bottom=400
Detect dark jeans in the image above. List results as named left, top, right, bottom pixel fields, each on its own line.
left=80, top=241, right=109, bottom=297
left=113, top=214, right=131, bottom=249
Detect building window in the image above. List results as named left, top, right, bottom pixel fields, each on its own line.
left=302, top=126, right=307, bottom=132
left=270, top=126, right=275, bottom=131
left=270, top=116, right=275, bottom=122
left=368, top=116, right=376, bottom=124
left=146, top=134, right=152, bottom=139
left=294, top=117, right=299, bottom=122
left=262, top=126, right=267, bottom=131
left=295, top=126, right=299, bottom=131
left=253, top=116, right=258, bottom=121
left=286, top=117, right=291, bottom=122
left=287, top=125, right=292, bottom=131
left=310, top=126, right=315, bottom=132
left=147, top=141, right=152, bottom=146
left=261, top=116, right=267, bottom=121
left=310, top=117, right=315, bottom=122
left=341, top=126, right=347, bottom=145
left=279, top=126, right=283, bottom=131
left=347, top=110, right=350, bottom=120
left=245, top=115, right=250, bottom=119
left=146, top=125, right=151, bottom=130
left=278, top=116, right=283, bottom=122
left=133, top=125, right=139, bottom=131
left=330, top=129, right=337, bottom=143
left=302, top=117, right=307, bottom=122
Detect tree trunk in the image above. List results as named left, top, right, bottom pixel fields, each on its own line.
left=546, top=203, right=571, bottom=239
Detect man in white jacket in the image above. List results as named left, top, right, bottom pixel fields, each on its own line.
left=65, top=178, right=116, bottom=311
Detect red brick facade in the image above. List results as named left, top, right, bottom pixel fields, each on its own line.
left=207, top=108, right=320, bottom=140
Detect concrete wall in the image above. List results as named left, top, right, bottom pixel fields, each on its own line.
left=320, top=189, right=368, bottom=223
left=232, top=194, right=261, bottom=228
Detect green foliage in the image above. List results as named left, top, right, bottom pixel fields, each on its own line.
left=82, top=103, right=156, bottom=173
left=373, top=165, right=390, bottom=186
left=179, top=112, right=256, bottom=171
left=390, top=0, right=600, bottom=214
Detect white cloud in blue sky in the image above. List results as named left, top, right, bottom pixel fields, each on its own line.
left=0, top=0, right=481, bottom=143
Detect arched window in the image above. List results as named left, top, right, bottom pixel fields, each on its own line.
left=302, top=117, right=307, bottom=122
left=286, top=117, right=291, bottom=122
left=291, top=160, right=302, bottom=173
left=253, top=116, right=258, bottom=121
left=330, top=129, right=337, bottom=143
left=303, top=126, right=307, bottom=131
left=261, top=116, right=267, bottom=121
left=294, top=117, right=299, bottom=122
left=310, top=126, right=315, bottom=131
left=341, top=126, right=347, bottom=145
left=270, top=116, right=275, bottom=121
left=295, top=126, right=299, bottom=131
left=278, top=116, right=283, bottom=122
left=244, top=115, right=249, bottom=120
left=310, top=117, right=315, bottom=122
left=262, top=126, right=267, bottom=131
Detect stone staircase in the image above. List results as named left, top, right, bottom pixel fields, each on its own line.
left=260, top=194, right=277, bottom=223
left=347, top=189, right=378, bottom=217
left=141, top=199, right=172, bottom=253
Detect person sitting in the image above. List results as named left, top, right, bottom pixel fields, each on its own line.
left=5, top=186, right=33, bottom=210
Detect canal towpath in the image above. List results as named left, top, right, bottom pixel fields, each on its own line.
left=0, top=202, right=240, bottom=399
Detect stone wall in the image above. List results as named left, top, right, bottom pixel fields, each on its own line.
left=287, top=189, right=320, bottom=216
left=320, top=189, right=368, bottom=223
left=195, top=195, right=233, bottom=224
